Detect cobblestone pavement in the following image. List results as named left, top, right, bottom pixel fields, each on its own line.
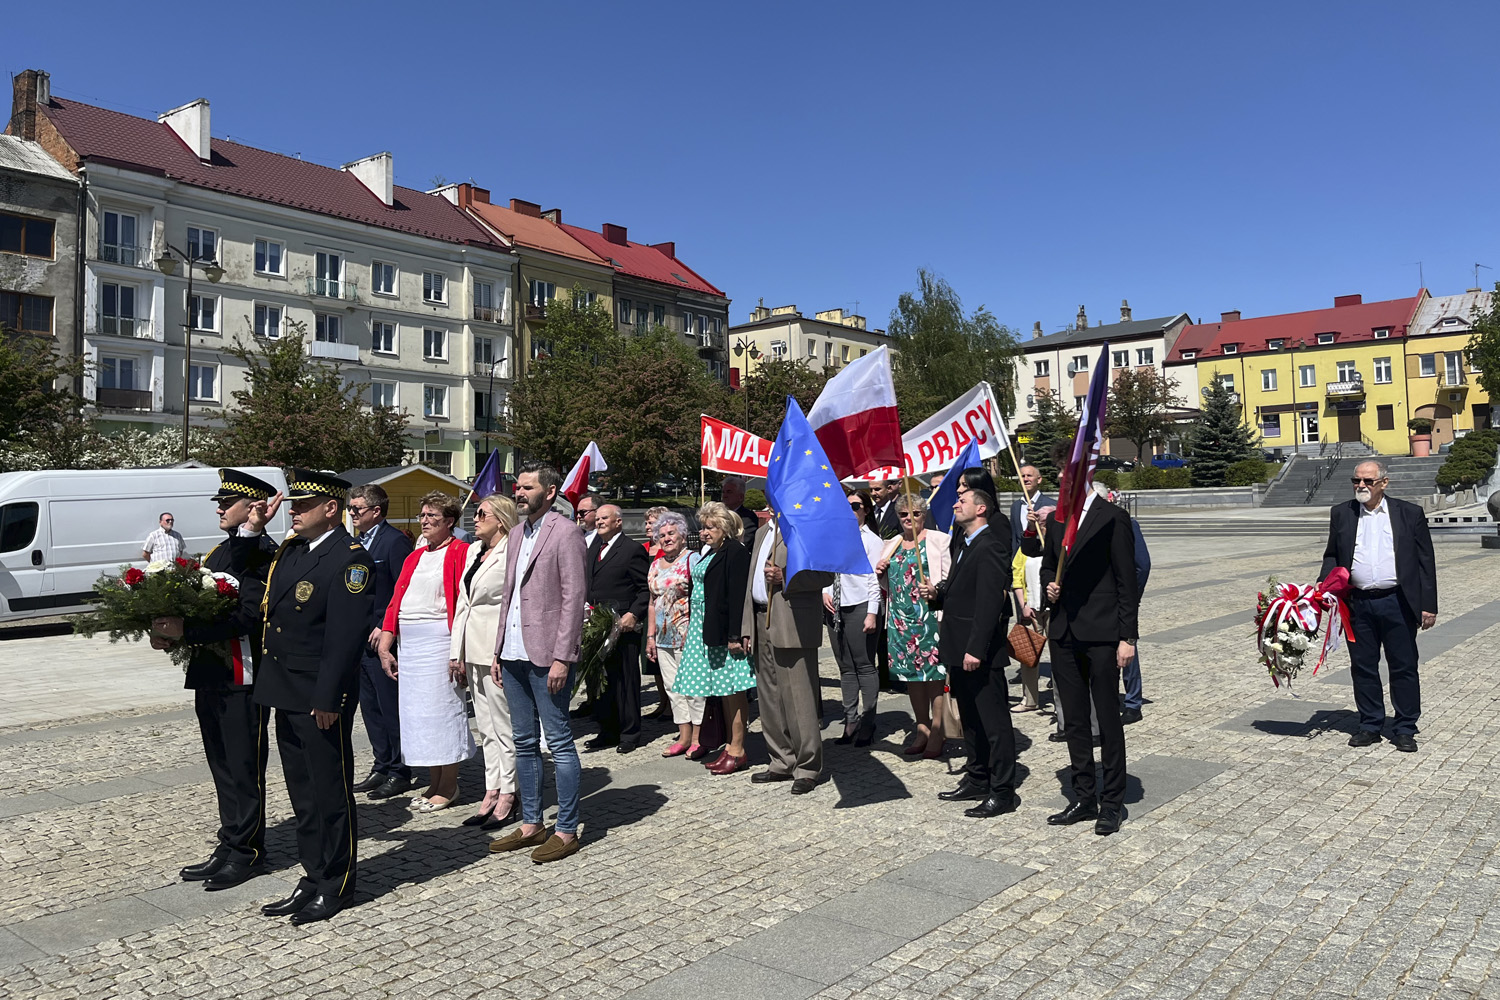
left=1, top=532, right=1498, bottom=999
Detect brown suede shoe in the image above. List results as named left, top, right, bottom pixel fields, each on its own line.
left=488, top=826, right=551, bottom=854
left=530, top=834, right=581, bottom=864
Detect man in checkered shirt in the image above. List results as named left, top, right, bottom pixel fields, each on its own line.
left=142, top=512, right=185, bottom=562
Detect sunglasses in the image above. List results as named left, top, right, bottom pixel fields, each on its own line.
left=474, top=509, right=491, bottom=521
left=1350, top=477, right=1385, bottom=486
left=898, top=512, right=923, bottom=520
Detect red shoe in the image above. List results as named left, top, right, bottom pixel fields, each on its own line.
left=709, top=753, right=748, bottom=775
left=703, top=749, right=728, bottom=769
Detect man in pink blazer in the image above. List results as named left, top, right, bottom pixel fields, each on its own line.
left=488, top=461, right=589, bottom=864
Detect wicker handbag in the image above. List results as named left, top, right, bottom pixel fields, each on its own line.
left=1007, top=621, right=1046, bottom=669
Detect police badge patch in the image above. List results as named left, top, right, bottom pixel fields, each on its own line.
left=345, top=565, right=369, bottom=594
left=295, top=581, right=314, bottom=602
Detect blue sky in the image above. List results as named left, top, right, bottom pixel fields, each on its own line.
left=11, top=1, right=1499, bottom=336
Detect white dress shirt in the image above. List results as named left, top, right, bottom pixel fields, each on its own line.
left=305, top=526, right=338, bottom=551
left=751, top=524, right=777, bottom=605
left=499, top=515, right=545, bottom=662
left=1350, top=499, right=1398, bottom=590
left=824, top=526, right=884, bottom=613
left=594, top=531, right=620, bottom=563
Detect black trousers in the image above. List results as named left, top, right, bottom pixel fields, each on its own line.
left=596, top=631, right=642, bottom=743
left=194, top=688, right=269, bottom=865
left=275, top=707, right=358, bottom=898
left=1348, top=589, right=1421, bottom=736
left=949, top=660, right=1017, bottom=795
left=1051, top=639, right=1127, bottom=809
left=357, top=653, right=409, bottom=778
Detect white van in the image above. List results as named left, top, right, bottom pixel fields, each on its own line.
left=0, top=466, right=291, bottom=622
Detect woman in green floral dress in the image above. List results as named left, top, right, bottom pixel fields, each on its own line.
left=672, top=502, right=754, bottom=775
left=875, top=493, right=951, bottom=758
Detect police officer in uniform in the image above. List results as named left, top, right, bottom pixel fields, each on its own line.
left=252, top=469, right=374, bottom=925
left=151, top=469, right=279, bottom=891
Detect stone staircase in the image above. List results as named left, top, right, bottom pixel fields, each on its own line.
left=1258, top=445, right=1437, bottom=508
left=1378, top=456, right=1445, bottom=503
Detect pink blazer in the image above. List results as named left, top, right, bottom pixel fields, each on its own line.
left=382, top=538, right=469, bottom=634
left=493, top=510, right=589, bottom=668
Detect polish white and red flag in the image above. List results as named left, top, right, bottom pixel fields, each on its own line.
left=561, top=441, right=607, bottom=508
left=805, top=345, right=904, bottom=480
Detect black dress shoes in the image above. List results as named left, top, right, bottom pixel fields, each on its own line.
left=751, top=770, right=793, bottom=784
left=367, top=774, right=413, bottom=799
left=180, top=855, right=226, bottom=881
left=790, top=777, right=818, bottom=795
left=1047, top=799, right=1100, bottom=826
left=289, top=893, right=346, bottom=925
left=1394, top=734, right=1418, bottom=753
left=1120, top=708, right=1143, bottom=725
left=615, top=740, right=636, bottom=755
left=1095, top=807, right=1123, bottom=836
left=1047, top=731, right=1068, bottom=743
left=203, top=861, right=263, bottom=891
left=261, top=885, right=317, bottom=917
left=937, top=779, right=986, bottom=802
left=1348, top=730, right=1382, bottom=748
left=834, top=728, right=855, bottom=745
left=583, top=736, right=618, bottom=753
left=351, top=771, right=386, bottom=793
left=964, top=794, right=1017, bottom=818
left=480, top=802, right=519, bottom=831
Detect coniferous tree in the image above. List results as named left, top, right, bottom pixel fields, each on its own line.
left=1185, top=376, right=1260, bottom=486
left=1024, top=389, right=1075, bottom=487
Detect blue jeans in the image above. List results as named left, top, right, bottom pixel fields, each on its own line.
left=1122, top=652, right=1143, bottom=711
left=500, top=658, right=581, bottom=835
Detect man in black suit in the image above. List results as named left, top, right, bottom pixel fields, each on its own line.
left=919, top=488, right=1017, bottom=818
left=252, top=470, right=374, bottom=925
left=585, top=504, right=651, bottom=754
left=870, top=479, right=902, bottom=539
left=1319, top=459, right=1437, bottom=753
left=1040, top=487, right=1138, bottom=836
left=721, top=475, right=759, bottom=553
left=151, top=469, right=278, bottom=892
left=346, top=484, right=414, bottom=799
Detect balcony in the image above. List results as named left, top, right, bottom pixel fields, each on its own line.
left=97, top=313, right=150, bottom=339
left=94, top=242, right=154, bottom=268
left=96, top=387, right=152, bottom=410
left=473, top=305, right=499, bottom=324
left=306, top=276, right=361, bottom=303
left=474, top=415, right=509, bottom=434
left=1326, top=378, right=1365, bottom=397
left=307, top=339, right=361, bottom=362
left=472, top=362, right=508, bottom=379
left=524, top=303, right=547, bottom=323
left=1442, top=372, right=1468, bottom=389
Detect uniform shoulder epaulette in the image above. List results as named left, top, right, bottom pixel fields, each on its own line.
left=350, top=542, right=363, bottom=550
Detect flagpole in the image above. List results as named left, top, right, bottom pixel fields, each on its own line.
left=700, top=466, right=706, bottom=510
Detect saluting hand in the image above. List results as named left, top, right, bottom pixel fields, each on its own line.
left=246, top=491, right=284, bottom=533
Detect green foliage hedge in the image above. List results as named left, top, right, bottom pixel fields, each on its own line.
left=1226, top=459, right=1277, bottom=487
left=1435, top=429, right=1500, bottom=490
left=1094, top=469, right=1121, bottom=489
left=1131, top=466, right=1192, bottom=490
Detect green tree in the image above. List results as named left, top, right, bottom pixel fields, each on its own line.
left=0, top=331, right=89, bottom=472
left=887, top=268, right=1022, bottom=429
left=594, top=329, right=720, bottom=490
left=509, top=290, right=621, bottom=472
left=1023, top=389, right=1075, bottom=486
left=1185, top=375, right=1260, bottom=487
left=216, top=323, right=407, bottom=471
left=721, top=357, right=828, bottom=440
left=1107, top=367, right=1179, bottom=462
left=1465, top=284, right=1500, bottom=399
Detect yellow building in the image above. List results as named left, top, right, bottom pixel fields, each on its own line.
left=1404, top=290, right=1493, bottom=449
left=727, top=303, right=892, bottom=384
left=1164, top=294, right=1421, bottom=455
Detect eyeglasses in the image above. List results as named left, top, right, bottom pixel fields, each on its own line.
left=417, top=513, right=448, bottom=522
left=1350, top=477, right=1385, bottom=486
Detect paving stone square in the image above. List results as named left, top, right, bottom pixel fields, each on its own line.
left=0, top=530, right=1496, bottom=999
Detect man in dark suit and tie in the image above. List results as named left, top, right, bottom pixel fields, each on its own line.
left=252, top=470, right=374, bottom=925
left=585, top=503, right=651, bottom=753
left=346, top=484, right=414, bottom=799
left=1319, top=460, right=1437, bottom=753
left=919, top=488, right=1016, bottom=818
left=1040, top=486, right=1138, bottom=836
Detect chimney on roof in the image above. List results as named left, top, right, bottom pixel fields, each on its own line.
left=751, top=303, right=772, bottom=322
left=652, top=241, right=675, bottom=258
left=1334, top=294, right=1362, bottom=307
left=602, top=223, right=628, bottom=245
left=1076, top=305, right=1088, bottom=330
left=342, top=152, right=394, bottom=207
left=159, top=99, right=212, bottom=162
left=10, top=70, right=50, bottom=142
left=1221, top=310, right=1241, bottom=322
left=1120, top=299, right=1132, bottom=322
left=1032, top=321, right=1043, bottom=339
left=510, top=198, right=542, bottom=218
left=541, top=209, right=560, bottom=224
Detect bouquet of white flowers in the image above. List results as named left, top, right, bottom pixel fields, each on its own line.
left=1253, top=569, right=1352, bottom=689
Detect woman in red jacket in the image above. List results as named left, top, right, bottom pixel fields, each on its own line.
left=376, top=492, right=474, bottom=812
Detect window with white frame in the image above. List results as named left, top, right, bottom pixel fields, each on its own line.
left=574, top=289, right=596, bottom=308
left=1181, top=350, right=1197, bottom=359
left=371, top=320, right=396, bottom=355
left=370, top=380, right=397, bottom=408
left=101, top=210, right=138, bottom=264
left=653, top=304, right=665, bottom=326
left=1445, top=352, right=1463, bottom=384
left=824, top=342, right=833, bottom=365
left=475, top=390, right=495, bottom=423
left=1418, top=353, right=1436, bottom=377
left=841, top=344, right=851, bottom=363
left=807, top=339, right=817, bottom=357
left=315, top=252, right=342, bottom=297
left=422, top=271, right=446, bottom=303
left=100, top=282, right=137, bottom=336
left=1316, top=333, right=1335, bottom=345
left=1071, top=354, right=1088, bottom=371
left=188, top=363, right=217, bottom=401
left=188, top=293, right=218, bottom=332
left=371, top=261, right=396, bottom=297
left=474, top=281, right=495, bottom=321
left=1336, top=360, right=1357, bottom=381
left=619, top=299, right=633, bottom=325
left=1471, top=351, right=1482, bottom=372
left=1073, top=395, right=1085, bottom=412
left=530, top=337, right=554, bottom=360
left=315, top=313, right=342, bottom=343
left=1112, top=350, right=1128, bottom=368
left=1373, top=328, right=1390, bottom=339
left=1373, top=357, right=1392, bottom=384
left=1216, top=373, right=1235, bottom=391
left=1261, top=369, right=1277, bottom=391
left=770, top=340, right=787, bottom=358
left=1222, top=344, right=1238, bottom=354
left=99, top=355, right=138, bottom=390
left=474, top=335, right=497, bottom=367
left=1035, top=359, right=1050, bottom=377
left=1299, top=364, right=1316, bottom=387
left=423, top=384, right=448, bottom=417
left=187, top=226, right=217, bottom=262
left=1136, top=347, right=1154, bottom=365
left=528, top=280, right=554, bottom=307
left=637, top=307, right=650, bottom=334
left=423, top=328, right=447, bottom=360
left=1268, top=339, right=1285, bottom=350
left=254, top=239, right=283, bottom=276
left=254, top=303, right=282, bottom=339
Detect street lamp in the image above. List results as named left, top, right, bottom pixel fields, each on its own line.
left=483, top=355, right=508, bottom=457
left=731, top=337, right=761, bottom=429
left=156, top=245, right=223, bottom=461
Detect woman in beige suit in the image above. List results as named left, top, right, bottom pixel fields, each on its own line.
left=448, top=493, right=519, bottom=829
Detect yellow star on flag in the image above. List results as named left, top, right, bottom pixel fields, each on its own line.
left=823, top=482, right=832, bottom=488
left=794, top=503, right=803, bottom=509
left=821, top=464, right=829, bottom=470
left=804, top=449, right=813, bottom=456
left=813, top=496, right=821, bottom=502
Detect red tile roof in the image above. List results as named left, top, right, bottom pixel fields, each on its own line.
left=461, top=195, right=606, bottom=266
left=559, top=223, right=725, bottom=297
left=40, top=98, right=505, bottom=248
left=1164, top=294, right=1420, bottom=363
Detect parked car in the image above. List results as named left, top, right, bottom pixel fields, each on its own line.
left=1096, top=456, right=1136, bottom=472
left=1260, top=449, right=1287, bottom=464
left=1151, top=453, right=1188, bottom=469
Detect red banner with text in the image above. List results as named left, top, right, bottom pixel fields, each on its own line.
left=701, top=414, right=772, bottom=478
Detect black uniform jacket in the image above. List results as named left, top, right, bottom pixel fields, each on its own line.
left=183, top=532, right=278, bottom=691
left=254, top=526, right=375, bottom=714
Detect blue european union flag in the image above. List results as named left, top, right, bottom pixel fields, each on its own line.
left=765, top=397, right=874, bottom=581
left=928, top=439, right=982, bottom=533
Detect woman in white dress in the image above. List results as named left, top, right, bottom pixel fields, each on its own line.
left=449, top=494, right=519, bottom=830
left=377, top=492, right=475, bottom=812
